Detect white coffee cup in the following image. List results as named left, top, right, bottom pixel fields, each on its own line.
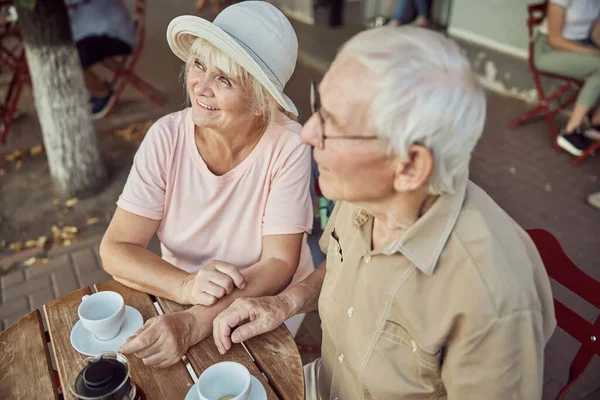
left=78, top=291, right=126, bottom=341
left=197, top=361, right=251, bottom=400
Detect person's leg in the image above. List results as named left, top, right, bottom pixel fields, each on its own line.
left=389, top=0, right=411, bottom=26
left=303, top=358, right=321, bottom=400
left=411, top=0, right=429, bottom=27
left=83, top=70, right=110, bottom=97
left=534, top=34, right=600, bottom=154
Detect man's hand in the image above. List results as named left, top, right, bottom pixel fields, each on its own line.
left=182, top=261, right=246, bottom=306
left=212, top=295, right=293, bottom=355
left=119, top=310, right=204, bottom=368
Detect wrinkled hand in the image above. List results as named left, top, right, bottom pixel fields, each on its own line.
left=213, top=296, right=291, bottom=354
left=183, top=261, right=245, bottom=306
left=119, top=311, right=201, bottom=368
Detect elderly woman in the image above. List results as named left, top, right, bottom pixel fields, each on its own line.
left=100, top=2, right=313, bottom=367
left=536, top=0, right=600, bottom=156
left=213, top=27, right=556, bottom=399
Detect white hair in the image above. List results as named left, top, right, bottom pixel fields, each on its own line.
left=338, top=27, right=486, bottom=195
left=184, top=38, right=281, bottom=124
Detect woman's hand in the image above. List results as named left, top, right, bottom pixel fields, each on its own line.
left=119, top=310, right=203, bottom=368
left=212, top=295, right=293, bottom=354
left=182, top=261, right=246, bottom=306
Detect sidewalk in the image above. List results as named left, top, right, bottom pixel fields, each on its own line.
left=1, top=2, right=599, bottom=399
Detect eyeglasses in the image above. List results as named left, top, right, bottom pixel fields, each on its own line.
left=310, top=80, right=383, bottom=150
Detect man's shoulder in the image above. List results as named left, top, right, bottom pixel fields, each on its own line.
left=442, top=181, right=548, bottom=317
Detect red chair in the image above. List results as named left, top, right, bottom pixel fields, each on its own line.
left=101, top=0, right=165, bottom=117
left=508, top=2, right=583, bottom=153
left=0, top=19, right=29, bottom=144
left=526, top=229, right=600, bottom=399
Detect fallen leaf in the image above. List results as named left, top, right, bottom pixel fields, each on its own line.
left=23, top=257, right=37, bottom=267
left=9, top=242, right=22, bottom=252
left=63, top=239, right=72, bottom=247
left=591, top=176, right=598, bottom=182
left=15, top=160, right=23, bottom=171
left=86, top=217, right=100, bottom=225
left=56, top=208, right=70, bottom=217
left=30, top=145, right=43, bottom=156
left=60, top=232, right=74, bottom=240
left=63, top=226, right=78, bottom=234
left=5, top=151, right=19, bottom=162
left=0, top=169, right=5, bottom=176
left=25, top=239, right=38, bottom=248
left=0, top=240, right=5, bottom=247
left=65, top=197, right=79, bottom=208
left=51, top=225, right=61, bottom=239
left=37, top=236, right=48, bottom=248
left=509, top=167, right=517, bottom=174
left=545, top=184, right=552, bottom=192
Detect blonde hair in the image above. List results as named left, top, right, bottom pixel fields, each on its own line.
left=184, top=38, right=287, bottom=124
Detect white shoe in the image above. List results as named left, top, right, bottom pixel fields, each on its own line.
left=588, top=192, right=600, bottom=210
left=410, top=15, right=429, bottom=27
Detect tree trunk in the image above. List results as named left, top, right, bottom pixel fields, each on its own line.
left=17, top=0, right=107, bottom=197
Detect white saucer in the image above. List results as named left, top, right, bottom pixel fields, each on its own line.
left=70, top=306, right=144, bottom=356
left=184, top=375, right=267, bottom=400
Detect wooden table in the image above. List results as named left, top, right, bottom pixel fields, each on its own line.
left=0, top=280, right=305, bottom=399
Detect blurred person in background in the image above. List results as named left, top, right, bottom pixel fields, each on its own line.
left=536, top=0, right=600, bottom=156
left=388, top=0, right=429, bottom=27
left=66, top=0, right=135, bottom=118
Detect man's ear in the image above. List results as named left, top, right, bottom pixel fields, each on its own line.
left=392, top=144, right=434, bottom=193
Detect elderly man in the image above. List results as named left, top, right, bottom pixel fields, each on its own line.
left=212, top=27, right=556, bottom=399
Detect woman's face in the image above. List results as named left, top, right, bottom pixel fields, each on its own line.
left=186, top=56, right=257, bottom=131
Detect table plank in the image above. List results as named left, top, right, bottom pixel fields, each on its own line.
left=0, top=310, right=58, bottom=400
left=44, top=287, right=91, bottom=400
left=94, top=280, right=194, bottom=399
left=156, top=298, right=280, bottom=399
left=245, top=325, right=305, bottom=400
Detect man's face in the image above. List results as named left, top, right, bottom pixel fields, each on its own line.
left=301, top=57, right=397, bottom=203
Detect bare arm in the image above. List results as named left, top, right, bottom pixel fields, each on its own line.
left=184, top=232, right=305, bottom=342
left=547, top=4, right=600, bottom=55
left=99, top=207, right=190, bottom=303
left=591, top=19, right=600, bottom=48
left=119, top=232, right=307, bottom=366
left=212, top=259, right=327, bottom=354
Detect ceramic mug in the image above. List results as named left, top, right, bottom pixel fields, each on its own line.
left=197, top=361, right=251, bottom=400
left=78, top=291, right=126, bottom=341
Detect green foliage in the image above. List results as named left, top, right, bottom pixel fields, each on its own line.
left=19, top=0, right=36, bottom=11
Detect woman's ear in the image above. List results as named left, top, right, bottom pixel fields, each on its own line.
left=392, top=144, right=434, bottom=193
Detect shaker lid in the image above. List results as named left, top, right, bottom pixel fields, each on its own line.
left=74, top=358, right=127, bottom=398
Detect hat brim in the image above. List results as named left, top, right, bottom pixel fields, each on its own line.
left=167, top=15, right=298, bottom=116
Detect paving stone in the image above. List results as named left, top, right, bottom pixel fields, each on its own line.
left=2, top=274, right=52, bottom=304
left=0, top=297, right=28, bottom=319
left=1, top=269, right=25, bottom=288
left=25, top=255, right=70, bottom=279
left=79, top=269, right=113, bottom=288
left=72, top=247, right=102, bottom=283
left=51, top=266, right=80, bottom=297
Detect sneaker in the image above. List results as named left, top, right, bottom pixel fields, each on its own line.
left=410, top=15, right=429, bottom=28
left=588, top=192, right=600, bottom=210
left=583, top=124, right=600, bottom=141
left=90, top=87, right=115, bottom=120
left=557, top=126, right=592, bottom=156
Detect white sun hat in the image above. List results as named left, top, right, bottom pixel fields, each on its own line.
left=167, top=1, right=299, bottom=116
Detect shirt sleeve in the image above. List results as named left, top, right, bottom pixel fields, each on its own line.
left=262, top=142, right=314, bottom=236
left=116, top=120, right=171, bottom=220
left=318, top=201, right=343, bottom=254
left=441, top=310, right=547, bottom=399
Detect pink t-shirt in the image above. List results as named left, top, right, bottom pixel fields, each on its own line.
left=117, top=108, right=314, bottom=285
